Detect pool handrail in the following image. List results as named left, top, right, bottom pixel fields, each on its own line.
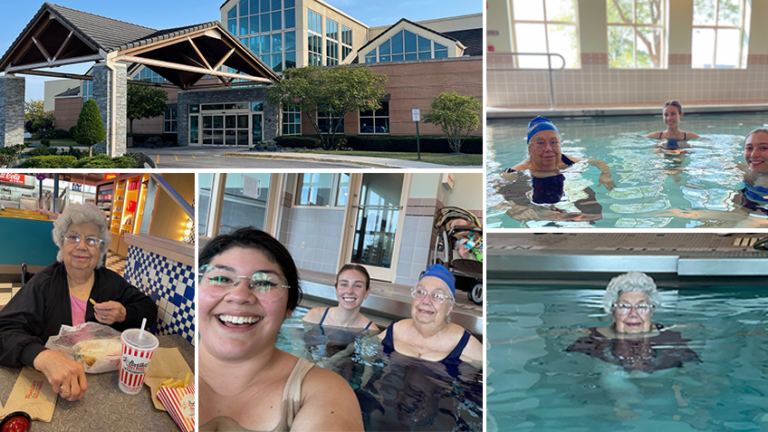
left=488, top=52, right=566, bottom=110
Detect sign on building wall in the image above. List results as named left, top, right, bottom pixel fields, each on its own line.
left=0, top=174, right=25, bottom=185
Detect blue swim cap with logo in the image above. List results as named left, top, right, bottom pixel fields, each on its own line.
left=527, top=116, right=559, bottom=143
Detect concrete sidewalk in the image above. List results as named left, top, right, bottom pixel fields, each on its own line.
left=132, top=146, right=480, bottom=169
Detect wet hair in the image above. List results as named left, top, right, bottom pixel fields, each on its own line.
left=336, top=264, right=371, bottom=290
left=199, top=227, right=302, bottom=311
left=52, top=203, right=111, bottom=267
left=663, top=100, right=683, bottom=115
left=745, top=128, right=768, bottom=144
left=602, top=272, right=661, bottom=313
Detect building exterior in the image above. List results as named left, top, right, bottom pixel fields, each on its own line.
left=40, top=0, right=482, bottom=147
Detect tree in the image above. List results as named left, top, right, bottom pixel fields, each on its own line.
left=24, top=99, right=55, bottom=135
left=423, top=92, right=481, bottom=154
left=74, top=99, right=106, bottom=156
left=127, top=84, right=168, bottom=135
left=267, top=65, right=387, bottom=150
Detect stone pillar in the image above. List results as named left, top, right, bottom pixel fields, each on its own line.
left=177, top=92, right=188, bottom=147
left=0, top=75, right=25, bottom=147
left=92, top=63, right=127, bottom=156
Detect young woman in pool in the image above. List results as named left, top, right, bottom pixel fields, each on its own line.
left=302, top=264, right=379, bottom=331
left=198, top=228, right=363, bottom=432
left=645, top=100, right=701, bottom=142
left=490, top=116, right=615, bottom=224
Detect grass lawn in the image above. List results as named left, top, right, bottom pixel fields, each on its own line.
left=295, top=150, right=482, bottom=166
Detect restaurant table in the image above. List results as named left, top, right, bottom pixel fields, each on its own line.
left=0, top=334, right=194, bottom=431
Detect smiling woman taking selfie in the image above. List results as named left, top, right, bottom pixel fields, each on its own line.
left=198, top=227, right=363, bottom=432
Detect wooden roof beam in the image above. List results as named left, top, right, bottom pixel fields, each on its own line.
left=114, top=55, right=272, bottom=83
left=31, top=36, right=52, bottom=63
left=186, top=36, right=212, bottom=70
left=6, top=53, right=103, bottom=73
left=51, top=31, right=74, bottom=63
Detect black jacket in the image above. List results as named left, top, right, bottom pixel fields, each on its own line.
left=0, top=262, right=158, bottom=368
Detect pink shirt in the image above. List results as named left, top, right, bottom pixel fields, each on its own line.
left=70, top=293, right=87, bottom=327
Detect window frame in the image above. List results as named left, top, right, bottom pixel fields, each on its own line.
left=281, top=106, right=301, bottom=136
left=691, top=0, right=748, bottom=69
left=164, top=106, right=177, bottom=134
left=293, top=173, right=350, bottom=208
left=509, top=0, right=580, bottom=69
left=605, top=0, right=667, bottom=69
left=358, top=100, right=390, bottom=135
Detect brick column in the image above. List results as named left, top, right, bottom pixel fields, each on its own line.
left=0, top=75, right=25, bottom=147
left=93, top=63, right=127, bottom=156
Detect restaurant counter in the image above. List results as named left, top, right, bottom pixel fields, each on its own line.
left=0, top=334, right=194, bottom=431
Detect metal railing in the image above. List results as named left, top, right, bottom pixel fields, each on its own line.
left=488, top=52, right=566, bottom=109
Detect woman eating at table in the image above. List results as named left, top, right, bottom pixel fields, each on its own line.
left=199, top=227, right=363, bottom=432
left=0, top=203, right=157, bottom=402
left=302, top=264, right=379, bottom=331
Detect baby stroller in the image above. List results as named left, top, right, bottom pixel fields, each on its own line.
left=428, top=207, right=483, bottom=305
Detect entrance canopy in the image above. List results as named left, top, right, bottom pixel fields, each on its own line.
left=0, top=2, right=280, bottom=88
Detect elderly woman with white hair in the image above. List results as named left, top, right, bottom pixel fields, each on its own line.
left=567, top=272, right=700, bottom=373
left=0, top=203, right=157, bottom=402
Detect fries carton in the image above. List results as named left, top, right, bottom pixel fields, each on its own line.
left=157, top=384, right=195, bottom=432
left=143, top=347, right=194, bottom=411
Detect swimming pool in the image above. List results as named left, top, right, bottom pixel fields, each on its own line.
left=486, top=282, right=768, bottom=431
left=487, top=112, right=768, bottom=228
left=278, top=306, right=484, bottom=431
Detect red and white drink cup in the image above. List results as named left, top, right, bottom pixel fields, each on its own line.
left=119, top=328, right=159, bottom=395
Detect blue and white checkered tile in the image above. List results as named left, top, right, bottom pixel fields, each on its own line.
left=124, top=245, right=195, bottom=345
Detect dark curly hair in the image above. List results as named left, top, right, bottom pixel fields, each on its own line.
left=199, top=227, right=302, bottom=311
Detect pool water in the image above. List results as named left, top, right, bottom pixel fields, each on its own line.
left=277, top=306, right=484, bottom=431
left=487, top=112, right=768, bottom=228
left=487, top=283, right=768, bottom=431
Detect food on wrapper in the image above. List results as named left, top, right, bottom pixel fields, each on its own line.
left=0, top=412, right=31, bottom=432
left=73, top=338, right=123, bottom=368
left=157, top=384, right=195, bottom=432
left=44, top=322, right=123, bottom=373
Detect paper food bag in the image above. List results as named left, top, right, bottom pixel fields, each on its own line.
left=143, top=348, right=194, bottom=411
left=4, top=367, right=57, bottom=422
left=157, top=384, right=195, bottom=432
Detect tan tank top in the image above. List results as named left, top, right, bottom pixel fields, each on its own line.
left=200, top=357, right=315, bottom=432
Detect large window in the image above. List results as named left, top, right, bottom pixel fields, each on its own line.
left=326, top=18, right=339, bottom=66
left=164, top=107, right=177, bottom=133
left=295, top=173, right=350, bottom=207
left=341, top=26, right=353, bottom=61
left=308, top=9, right=323, bottom=66
left=607, top=0, right=666, bottom=68
left=510, top=0, right=579, bottom=68
left=82, top=79, right=92, bottom=104
left=364, top=29, right=448, bottom=63
left=359, top=101, right=389, bottom=134
left=230, top=0, right=296, bottom=72
left=134, top=67, right=167, bottom=82
left=317, top=105, right=344, bottom=134
left=282, top=106, right=301, bottom=135
left=692, top=0, right=747, bottom=68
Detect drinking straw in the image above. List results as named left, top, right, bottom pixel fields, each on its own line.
left=139, top=318, right=147, bottom=341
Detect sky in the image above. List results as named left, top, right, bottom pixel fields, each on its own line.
left=0, top=0, right=482, bottom=103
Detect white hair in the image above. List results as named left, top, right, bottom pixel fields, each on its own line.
left=52, top=203, right=111, bottom=267
left=602, top=272, right=661, bottom=313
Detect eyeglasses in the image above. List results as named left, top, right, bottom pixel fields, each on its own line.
left=63, top=234, right=103, bottom=248
left=199, top=264, right=291, bottom=301
left=411, top=288, right=452, bottom=305
left=530, top=139, right=561, bottom=149
left=613, top=303, right=654, bottom=315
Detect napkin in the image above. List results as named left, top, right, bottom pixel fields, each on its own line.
left=143, top=348, right=194, bottom=411
left=4, top=367, right=57, bottom=422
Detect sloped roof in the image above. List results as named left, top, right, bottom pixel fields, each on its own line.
left=443, top=28, right=482, bottom=57
left=46, top=3, right=158, bottom=52
left=55, top=87, right=80, bottom=98
left=113, top=21, right=221, bottom=52
left=358, top=18, right=460, bottom=53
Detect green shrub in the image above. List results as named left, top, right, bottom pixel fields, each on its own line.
left=69, top=126, right=77, bottom=137
left=73, top=154, right=136, bottom=168
left=45, top=128, right=71, bottom=139
left=24, top=156, right=78, bottom=168
left=274, top=136, right=322, bottom=149
left=74, top=99, right=106, bottom=155
left=40, top=138, right=51, bottom=147
left=62, top=146, right=87, bottom=159
left=29, top=146, right=59, bottom=157
left=343, top=135, right=482, bottom=154
left=0, top=145, right=25, bottom=167
left=130, top=133, right=178, bottom=146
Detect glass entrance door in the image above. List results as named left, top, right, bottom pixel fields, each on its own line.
left=348, top=173, right=409, bottom=281
left=252, top=114, right=263, bottom=143
left=199, top=103, right=251, bottom=146
left=202, top=115, right=224, bottom=145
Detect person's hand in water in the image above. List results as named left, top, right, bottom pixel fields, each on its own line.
left=598, top=172, right=616, bottom=191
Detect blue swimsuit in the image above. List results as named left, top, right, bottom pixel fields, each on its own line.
left=318, top=307, right=373, bottom=330
left=381, top=322, right=471, bottom=367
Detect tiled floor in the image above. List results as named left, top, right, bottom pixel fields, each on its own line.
left=106, top=252, right=126, bottom=276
